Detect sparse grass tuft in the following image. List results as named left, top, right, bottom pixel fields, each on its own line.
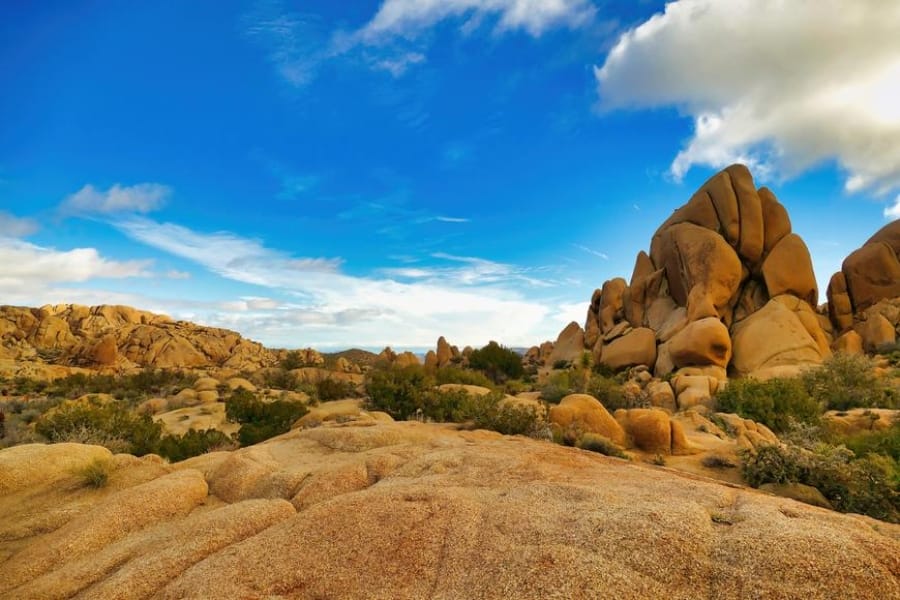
left=76, top=458, right=112, bottom=488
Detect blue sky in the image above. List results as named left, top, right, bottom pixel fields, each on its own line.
left=1, top=0, right=899, bottom=350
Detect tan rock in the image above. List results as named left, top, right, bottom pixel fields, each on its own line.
left=598, top=278, right=628, bottom=333
left=827, top=271, right=855, bottom=332
left=646, top=381, right=676, bottom=412
left=547, top=321, right=585, bottom=367
left=759, top=482, right=833, bottom=510
left=843, top=239, right=900, bottom=312
left=759, top=186, right=792, bottom=254
left=615, top=408, right=679, bottom=454
left=832, top=330, right=864, bottom=355
left=225, top=377, right=257, bottom=392
left=0, top=443, right=113, bottom=495
left=193, top=377, right=220, bottom=392
left=855, top=313, right=897, bottom=353
left=668, top=317, right=732, bottom=369
left=599, top=327, right=657, bottom=371
left=731, top=299, right=824, bottom=376
left=436, top=336, right=453, bottom=367
left=549, top=394, right=626, bottom=446
left=423, top=350, right=438, bottom=369
left=197, top=390, right=219, bottom=404
left=393, top=351, right=421, bottom=368
left=761, top=234, right=818, bottom=307
left=89, top=334, right=119, bottom=366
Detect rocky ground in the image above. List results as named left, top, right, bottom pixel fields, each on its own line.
left=1, top=421, right=898, bottom=600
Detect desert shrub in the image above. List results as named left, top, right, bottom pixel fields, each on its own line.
left=365, top=365, right=435, bottom=420
left=76, top=458, right=112, bottom=488
left=467, top=342, right=523, bottom=384
left=741, top=443, right=899, bottom=522
left=586, top=374, right=629, bottom=411
left=842, top=422, right=900, bottom=463
left=41, top=369, right=197, bottom=405
left=225, top=388, right=307, bottom=446
left=470, top=397, right=543, bottom=437
left=715, top=377, right=821, bottom=433
left=803, top=353, right=892, bottom=410
left=434, top=367, right=494, bottom=389
left=552, top=359, right=572, bottom=370
left=503, top=379, right=532, bottom=396
left=702, top=454, right=737, bottom=469
left=577, top=434, right=628, bottom=459
left=157, top=428, right=234, bottom=462
left=315, top=378, right=358, bottom=402
left=34, top=396, right=161, bottom=455
left=540, top=371, right=572, bottom=404
left=280, top=350, right=304, bottom=371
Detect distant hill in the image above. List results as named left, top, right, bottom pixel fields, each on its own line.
left=322, top=348, right=380, bottom=369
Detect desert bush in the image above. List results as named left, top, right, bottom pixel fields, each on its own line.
left=577, top=433, right=628, bottom=459
left=225, top=388, right=307, bottom=446
left=715, top=377, right=821, bottom=433
left=34, top=395, right=162, bottom=455
left=315, top=378, right=358, bottom=402
left=842, top=422, right=900, bottom=463
left=803, top=353, right=893, bottom=410
left=42, top=369, right=197, bottom=405
left=540, top=370, right=572, bottom=404
left=76, top=458, right=113, bottom=488
left=702, top=454, right=737, bottom=469
left=365, top=365, right=435, bottom=420
left=552, top=359, right=572, bottom=370
left=434, top=367, right=495, bottom=389
left=470, top=397, right=543, bottom=437
left=467, top=342, right=524, bottom=384
left=741, top=443, right=899, bottom=522
left=502, top=379, right=532, bottom=396
left=586, top=374, right=629, bottom=411
left=157, top=428, right=235, bottom=462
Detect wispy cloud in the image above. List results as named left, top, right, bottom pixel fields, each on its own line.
left=885, top=195, right=900, bottom=220
left=572, top=243, right=608, bottom=260
left=111, top=217, right=568, bottom=347
left=61, top=183, right=171, bottom=215
left=434, top=216, right=470, bottom=223
left=243, top=0, right=595, bottom=87
left=0, top=211, right=39, bottom=237
left=165, top=269, right=192, bottom=280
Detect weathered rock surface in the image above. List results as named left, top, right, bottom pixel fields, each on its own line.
left=0, top=304, right=277, bottom=373
left=2, top=424, right=898, bottom=599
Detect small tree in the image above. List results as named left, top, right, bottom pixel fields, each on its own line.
left=468, top=342, right=523, bottom=384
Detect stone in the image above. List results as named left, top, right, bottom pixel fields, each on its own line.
left=549, top=394, right=627, bottom=446
left=855, top=314, right=897, bottom=353
left=0, top=443, right=113, bottom=495
left=760, top=483, right=833, bottom=510
left=833, top=330, right=864, bottom=355
left=730, top=299, right=824, bottom=377
left=436, top=336, right=453, bottom=368
left=598, top=278, right=628, bottom=333
left=225, top=377, right=257, bottom=392
left=393, top=351, right=421, bottom=368
left=827, top=271, right=854, bottom=332
left=667, top=317, right=732, bottom=369
left=759, top=186, right=792, bottom=254
left=615, top=408, right=679, bottom=454
left=599, top=328, right=657, bottom=371
left=646, top=381, right=676, bottom=412
left=547, top=322, right=585, bottom=367
left=193, top=377, right=220, bottom=392
left=89, top=334, right=119, bottom=366
left=761, top=234, right=818, bottom=307
left=584, top=307, right=601, bottom=349
left=423, top=351, right=438, bottom=369
left=842, top=239, right=900, bottom=312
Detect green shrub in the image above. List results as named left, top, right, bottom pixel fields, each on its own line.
left=803, top=353, right=892, bottom=410
left=741, top=443, right=899, bottom=522
left=34, top=395, right=162, bottom=455
left=157, top=428, right=234, bottom=462
left=365, top=365, right=435, bottom=420
left=842, top=422, right=900, bottom=463
left=552, top=359, right=572, bottom=370
left=586, top=374, right=629, bottom=411
left=540, top=370, right=572, bottom=404
left=715, top=377, right=822, bottom=432
left=315, top=378, right=358, bottom=402
left=577, top=434, right=628, bottom=459
left=434, top=367, right=494, bottom=389
left=470, top=397, right=543, bottom=437
left=76, top=458, right=112, bottom=488
left=225, top=388, right=308, bottom=446
left=467, top=342, right=524, bottom=384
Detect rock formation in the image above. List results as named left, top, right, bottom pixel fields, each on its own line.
left=0, top=304, right=277, bottom=373
left=577, top=165, right=832, bottom=402
left=827, top=220, right=900, bottom=352
left=2, top=424, right=897, bottom=599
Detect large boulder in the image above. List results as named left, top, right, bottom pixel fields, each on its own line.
left=549, top=394, right=626, bottom=446
left=731, top=300, right=824, bottom=377
left=547, top=322, right=585, bottom=367
left=599, top=328, right=657, bottom=371
left=667, top=317, right=732, bottom=369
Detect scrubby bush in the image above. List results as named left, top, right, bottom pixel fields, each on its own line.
left=470, top=397, right=544, bottom=437
left=365, top=365, right=435, bottom=420
left=467, top=342, right=523, bottom=384
left=225, top=388, right=307, bottom=446
left=715, top=377, right=821, bottom=433
left=34, top=395, right=162, bottom=455
left=741, top=443, right=899, bottom=522
left=842, top=421, right=900, bottom=463
left=39, top=369, right=197, bottom=405
left=802, top=353, right=893, bottom=410
left=540, top=370, right=573, bottom=403
left=315, top=378, right=358, bottom=402
left=157, top=428, right=235, bottom=462
left=586, top=374, right=629, bottom=411
left=577, top=434, right=628, bottom=459
left=434, top=367, right=494, bottom=389
left=76, top=458, right=112, bottom=488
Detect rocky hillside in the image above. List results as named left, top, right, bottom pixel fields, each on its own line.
left=0, top=304, right=278, bottom=374
left=1, top=422, right=897, bottom=599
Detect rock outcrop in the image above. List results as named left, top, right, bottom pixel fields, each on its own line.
left=0, top=304, right=277, bottom=373
left=827, top=220, right=900, bottom=351
left=579, top=165, right=831, bottom=383
left=2, top=424, right=898, bottom=599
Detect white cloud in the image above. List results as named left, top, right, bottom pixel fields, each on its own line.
left=0, top=238, right=151, bottom=289
left=113, top=217, right=571, bottom=348
left=165, top=270, right=192, bottom=280
left=0, top=211, right=39, bottom=237
left=885, top=195, right=900, bottom=220
left=434, top=215, right=470, bottom=223
left=572, top=243, right=608, bottom=260
left=595, top=0, right=900, bottom=195
left=62, top=183, right=171, bottom=214
left=371, top=52, right=426, bottom=77
left=245, top=0, right=594, bottom=87
left=359, top=0, right=596, bottom=40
